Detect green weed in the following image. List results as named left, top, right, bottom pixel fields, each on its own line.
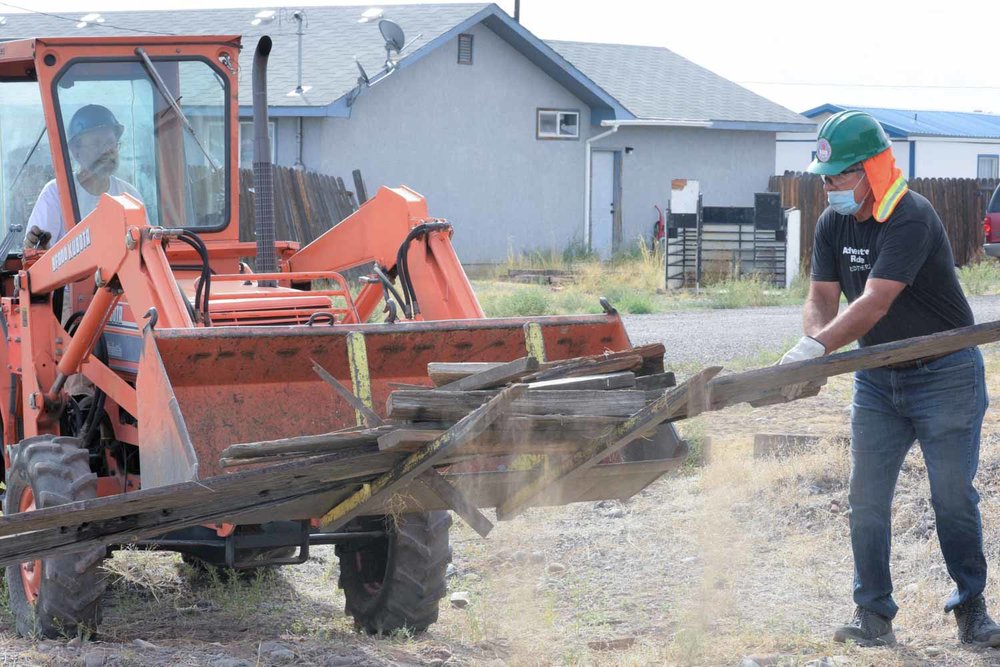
left=958, top=259, right=1000, bottom=296
left=708, top=274, right=787, bottom=309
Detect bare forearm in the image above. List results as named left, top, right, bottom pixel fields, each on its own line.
left=803, top=295, right=838, bottom=338
left=813, top=293, right=888, bottom=353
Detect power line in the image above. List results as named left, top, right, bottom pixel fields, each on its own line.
left=738, top=80, right=1000, bottom=91
left=0, top=1, right=179, bottom=36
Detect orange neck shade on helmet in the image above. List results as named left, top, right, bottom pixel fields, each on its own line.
left=862, top=148, right=909, bottom=223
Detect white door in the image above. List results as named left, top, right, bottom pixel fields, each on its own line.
left=590, top=151, right=615, bottom=260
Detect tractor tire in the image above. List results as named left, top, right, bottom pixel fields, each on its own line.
left=3, top=436, right=106, bottom=638
left=337, top=511, right=452, bottom=635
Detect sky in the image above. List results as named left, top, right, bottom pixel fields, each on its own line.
left=3, top=0, right=1000, bottom=115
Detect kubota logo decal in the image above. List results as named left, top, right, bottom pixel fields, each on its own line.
left=50, top=228, right=91, bottom=273
left=817, top=138, right=832, bottom=163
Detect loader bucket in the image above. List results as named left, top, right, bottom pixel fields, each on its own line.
left=136, top=314, right=632, bottom=488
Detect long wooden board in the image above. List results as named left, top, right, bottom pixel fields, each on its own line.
left=387, top=389, right=650, bottom=421
left=700, top=319, right=1000, bottom=418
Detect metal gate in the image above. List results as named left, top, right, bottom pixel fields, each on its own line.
left=665, top=193, right=786, bottom=289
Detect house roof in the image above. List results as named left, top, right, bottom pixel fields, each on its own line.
left=803, top=104, right=1000, bottom=139
left=0, top=3, right=630, bottom=121
left=2, top=3, right=810, bottom=130
left=548, top=40, right=813, bottom=131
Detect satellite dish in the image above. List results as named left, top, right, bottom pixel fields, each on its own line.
left=355, top=58, right=370, bottom=85
left=379, top=19, right=405, bottom=54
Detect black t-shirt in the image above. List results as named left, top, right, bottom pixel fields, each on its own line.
left=810, top=190, right=973, bottom=347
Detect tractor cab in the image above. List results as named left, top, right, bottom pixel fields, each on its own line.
left=0, top=36, right=241, bottom=263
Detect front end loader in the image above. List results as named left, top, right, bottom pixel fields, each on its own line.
left=0, top=35, right=690, bottom=638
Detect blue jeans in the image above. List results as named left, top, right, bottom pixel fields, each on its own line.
left=850, top=347, right=988, bottom=619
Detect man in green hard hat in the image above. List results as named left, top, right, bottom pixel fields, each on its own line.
left=779, top=109, right=998, bottom=648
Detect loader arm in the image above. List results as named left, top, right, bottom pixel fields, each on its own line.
left=287, top=185, right=485, bottom=322
left=11, top=193, right=194, bottom=435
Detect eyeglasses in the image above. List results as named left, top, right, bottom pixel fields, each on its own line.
left=821, top=167, right=864, bottom=187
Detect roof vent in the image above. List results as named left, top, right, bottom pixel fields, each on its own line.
left=76, top=13, right=105, bottom=28
left=0, top=17, right=7, bottom=27
left=251, top=10, right=276, bottom=26
left=358, top=8, right=384, bottom=24
left=458, top=33, right=473, bottom=65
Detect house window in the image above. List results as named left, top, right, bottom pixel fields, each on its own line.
left=537, top=109, right=579, bottom=140
left=239, top=120, right=277, bottom=168
left=978, top=154, right=999, bottom=180
left=457, top=34, right=473, bottom=65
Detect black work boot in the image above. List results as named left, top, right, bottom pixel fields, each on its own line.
left=833, top=605, right=896, bottom=647
left=954, top=595, right=1000, bottom=647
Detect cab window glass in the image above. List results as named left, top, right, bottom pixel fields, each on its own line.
left=0, top=82, right=53, bottom=252
left=54, top=59, right=227, bottom=230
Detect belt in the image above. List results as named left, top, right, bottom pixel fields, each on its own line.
left=884, top=351, right=952, bottom=370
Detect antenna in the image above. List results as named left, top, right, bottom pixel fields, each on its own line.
left=286, top=10, right=313, bottom=97
left=355, top=58, right=370, bottom=86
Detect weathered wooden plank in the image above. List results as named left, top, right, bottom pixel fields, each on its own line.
left=0, top=446, right=398, bottom=543
left=352, top=169, right=368, bottom=205
left=702, top=319, right=1000, bottom=417
left=524, top=354, right=642, bottom=382
left=387, top=389, right=650, bottom=421
left=634, top=372, right=677, bottom=391
left=495, top=367, right=722, bottom=520
left=0, top=478, right=354, bottom=569
left=321, top=384, right=527, bottom=529
left=435, top=356, right=539, bottom=391
left=312, top=358, right=384, bottom=428
left=527, top=372, right=635, bottom=391
left=418, top=469, right=494, bottom=537
left=219, top=426, right=391, bottom=461
left=428, top=362, right=504, bottom=386
left=428, top=344, right=664, bottom=386
left=377, top=425, right=442, bottom=451
left=387, top=382, right=434, bottom=390
left=378, top=414, right=625, bottom=453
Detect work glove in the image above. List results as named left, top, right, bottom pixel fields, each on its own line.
left=24, top=225, right=51, bottom=250
left=778, top=336, right=826, bottom=401
left=780, top=336, right=826, bottom=364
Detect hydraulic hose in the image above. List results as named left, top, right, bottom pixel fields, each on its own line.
left=394, top=222, right=451, bottom=318
left=176, top=231, right=212, bottom=322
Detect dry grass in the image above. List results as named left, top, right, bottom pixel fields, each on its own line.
left=475, top=240, right=807, bottom=317
left=6, top=348, right=1000, bottom=665
left=426, top=350, right=1000, bottom=665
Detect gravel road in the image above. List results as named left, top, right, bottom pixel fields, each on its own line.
left=623, top=295, right=1000, bottom=366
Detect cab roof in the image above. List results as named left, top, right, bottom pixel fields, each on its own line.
left=0, top=35, right=241, bottom=81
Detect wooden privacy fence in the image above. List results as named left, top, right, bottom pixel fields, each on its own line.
left=769, top=173, right=999, bottom=270
left=238, top=166, right=365, bottom=245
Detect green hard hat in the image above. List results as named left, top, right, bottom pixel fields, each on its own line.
left=806, top=110, right=891, bottom=175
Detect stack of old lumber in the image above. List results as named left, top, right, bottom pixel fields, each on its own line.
left=0, top=319, right=998, bottom=567
left=218, top=343, right=676, bottom=471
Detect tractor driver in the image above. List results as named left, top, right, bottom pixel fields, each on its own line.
left=25, top=104, right=143, bottom=249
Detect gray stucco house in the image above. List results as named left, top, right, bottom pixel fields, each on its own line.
left=3, top=3, right=812, bottom=264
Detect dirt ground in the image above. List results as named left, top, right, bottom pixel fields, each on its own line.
left=3, top=347, right=1000, bottom=665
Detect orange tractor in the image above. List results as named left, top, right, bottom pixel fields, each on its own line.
left=0, top=34, right=688, bottom=638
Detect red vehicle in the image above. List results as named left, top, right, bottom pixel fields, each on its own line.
left=983, top=182, right=1000, bottom=258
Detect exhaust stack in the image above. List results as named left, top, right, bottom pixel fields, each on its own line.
left=252, top=36, right=278, bottom=286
